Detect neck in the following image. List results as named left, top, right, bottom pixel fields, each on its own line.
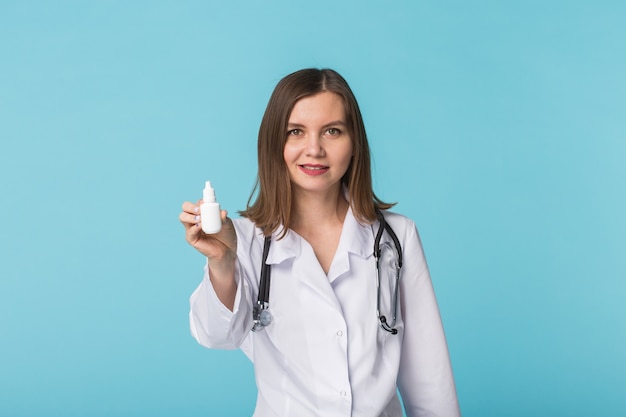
left=290, top=186, right=349, bottom=232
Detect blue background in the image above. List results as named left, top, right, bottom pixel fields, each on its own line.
left=1, top=1, right=625, bottom=416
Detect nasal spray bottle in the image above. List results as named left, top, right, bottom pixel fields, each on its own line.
left=200, top=181, right=222, bottom=234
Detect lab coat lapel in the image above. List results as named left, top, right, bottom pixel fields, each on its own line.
left=327, top=207, right=374, bottom=282
left=267, top=229, right=341, bottom=310
left=264, top=228, right=300, bottom=266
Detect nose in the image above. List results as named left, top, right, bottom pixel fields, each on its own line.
left=304, top=134, right=325, bottom=157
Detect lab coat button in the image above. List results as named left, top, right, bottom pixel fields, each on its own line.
left=340, top=390, right=347, bottom=397
left=336, top=330, right=343, bottom=336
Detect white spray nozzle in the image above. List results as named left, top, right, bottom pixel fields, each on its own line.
left=203, top=181, right=216, bottom=203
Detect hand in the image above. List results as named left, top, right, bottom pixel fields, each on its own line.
left=179, top=200, right=237, bottom=264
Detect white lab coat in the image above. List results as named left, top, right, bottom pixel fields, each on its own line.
left=190, top=208, right=460, bottom=417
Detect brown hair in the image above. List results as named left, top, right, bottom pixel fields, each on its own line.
left=239, top=68, right=394, bottom=237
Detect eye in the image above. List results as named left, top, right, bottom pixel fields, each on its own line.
left=326, top=127, right=342, bottom=136
left=287, top=128, right=303, bottom=136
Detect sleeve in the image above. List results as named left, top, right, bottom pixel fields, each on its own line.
left=397, top=221, right=461, bottom=417
left=188, top=220, right=259, bottom=351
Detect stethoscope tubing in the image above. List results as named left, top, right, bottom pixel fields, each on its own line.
left=374, top=210, right=402, bottom=334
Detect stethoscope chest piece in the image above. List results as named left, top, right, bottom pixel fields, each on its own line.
left=252, top=304, right=272, bottom=332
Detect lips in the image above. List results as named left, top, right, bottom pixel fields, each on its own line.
left=298, top=164, right=329, bottom=176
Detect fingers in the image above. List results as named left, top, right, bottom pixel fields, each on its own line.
left=179, top=211, right=200, bottom=228
left=179, top=202, right=201, bottom=228
left=185, top=219, right=204, bottom=246
left=179, top=199, right=238, bottom=260
left=181, top=201, right=200, bottom=214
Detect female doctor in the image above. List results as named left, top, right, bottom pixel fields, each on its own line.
left=179, top=68, right=460, bottom=417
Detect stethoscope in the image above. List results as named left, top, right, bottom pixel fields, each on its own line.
left=252, top=209, right=403, bottom=334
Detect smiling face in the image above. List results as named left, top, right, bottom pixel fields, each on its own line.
left=283, top=91, right=353, bottom=198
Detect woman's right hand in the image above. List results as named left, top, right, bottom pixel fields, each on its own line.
left=180, top=200, right=238, bottom=310
left=179, top=200, right=237, bottom=265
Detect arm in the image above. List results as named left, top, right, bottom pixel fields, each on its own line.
left=180, top=201, right=237, bottom=309
left=180, top=201, right=253, bottom=349
left=397, top=222, right=460, bottom=417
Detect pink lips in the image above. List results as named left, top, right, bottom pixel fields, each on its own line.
left=298, top=164, right=329, bottom=176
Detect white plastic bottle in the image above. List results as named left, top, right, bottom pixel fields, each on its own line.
left=200, top=181, right=222, bottom=234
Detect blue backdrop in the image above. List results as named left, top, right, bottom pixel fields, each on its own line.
left=1, top=1, right=624, bottom=416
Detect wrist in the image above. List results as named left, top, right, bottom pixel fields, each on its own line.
left=207, top=254, right=236, bottom=279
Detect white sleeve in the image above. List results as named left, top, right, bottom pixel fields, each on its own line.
left=189, top=259, right=253, bottom=350
left=397, top=222, right=461, bottom=417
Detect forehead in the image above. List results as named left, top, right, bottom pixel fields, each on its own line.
left=288, top=91, right=346, bottom=123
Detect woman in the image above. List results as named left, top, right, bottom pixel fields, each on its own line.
left=179, top=68, right=460, bottom=417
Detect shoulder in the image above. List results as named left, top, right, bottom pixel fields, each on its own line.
left=233, top=216, right=256, bottom=232
left=231, top=217, right=267, bottom=266
left=379, top=210, right=418, bottom=235
left=378, top=211, right=431, bottom=275
left=232, top=217, right=264, bottom=245
left=377, top=209, right=425, bottom=251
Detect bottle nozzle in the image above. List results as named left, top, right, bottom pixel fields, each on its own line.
left=203, top=181, right=216, bottom=203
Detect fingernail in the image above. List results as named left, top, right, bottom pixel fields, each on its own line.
left=194, top=207, right=199, bottom=213
left=194, top=215, right=200, bottom=222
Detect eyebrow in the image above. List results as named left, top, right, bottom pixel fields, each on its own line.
left=287, top=120, right=347, bottom=129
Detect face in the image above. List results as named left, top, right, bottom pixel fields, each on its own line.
left=283, top=91, right=353, bottom=197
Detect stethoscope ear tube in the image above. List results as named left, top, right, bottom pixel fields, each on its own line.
left=260, top=235, right=272, bottom=304
left=375, top=210, right=403, bottom=268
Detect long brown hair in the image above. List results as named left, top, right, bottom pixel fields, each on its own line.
left=239, top=68, right=394, bottom=237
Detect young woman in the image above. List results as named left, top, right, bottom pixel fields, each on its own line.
left=179, top=68, right=460, bottom=417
